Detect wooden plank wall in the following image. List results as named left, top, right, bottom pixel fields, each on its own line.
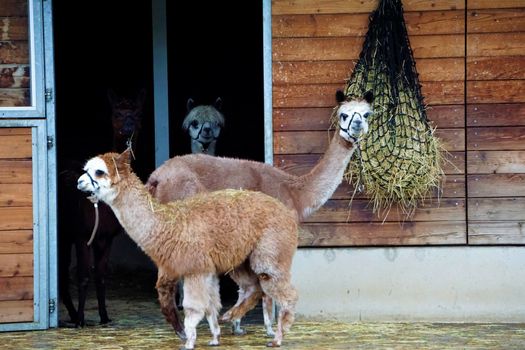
left=0, top=128, right=34, bottom=323
left=0, top=0, right=30, bottom=107
left=466, top=1, right=525, bottom=244
left=273, top=0, right=468, bottom=246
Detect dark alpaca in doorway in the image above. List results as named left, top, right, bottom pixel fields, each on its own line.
left=58, top=89, right=145, bottom=327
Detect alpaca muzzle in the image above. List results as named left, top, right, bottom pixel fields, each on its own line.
left=77, top=171, right=99, bottom=193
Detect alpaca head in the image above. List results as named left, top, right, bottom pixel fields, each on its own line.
left=182, top=98, right=225, bottom=155
left=77, top=149, right=133, bottom=204
left=108, top=89, right=146, bottom=152
left=335, top=90, right=373, bottom=142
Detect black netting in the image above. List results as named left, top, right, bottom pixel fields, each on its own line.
left=341, top=0, right=444, bottom=217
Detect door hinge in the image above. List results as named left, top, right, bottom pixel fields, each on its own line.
left=45, top=88, right=53, bottom=102
left=47, top=136, right=54, bottom=150
left=49, top=298, right=56, bottom=314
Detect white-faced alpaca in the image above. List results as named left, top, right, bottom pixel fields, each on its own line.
left=77, top=150, right=299, bottom=349
left=182, top=98, right=225, bottom=156
left=146, top=91, right=373, bottom=336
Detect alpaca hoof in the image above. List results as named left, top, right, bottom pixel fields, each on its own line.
left=176, top=330, right=187, bottom=340
left=208, top=340, right=220, bottom=346
left=266, top=329, right=275, bottom=337
left=266, top=340, right=281, bottom=347
left=100, top=317, right=112, bottom=325
left=233, top=327, right=246, bottom=336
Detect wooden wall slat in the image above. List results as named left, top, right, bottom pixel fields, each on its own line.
left=0, top=64, right=30, bottom=88
left=468, top=0, right=525, bottom=10
left=468, top=198, right=525, bottom=220
left=469, top=221, right=525, bottom=245
left=273, top=104, right=464, bottom=131
left=299, top=222, right=467, bottom=246
left=273, top=11, right=464, bottom=38
left=273, top=35, right=465, bottom=61
left=273, top=58, right=464, bottom=85
left=467, top=127, right=525, bottom=151
left=272, top=0, right=465, bottom=15
left=0, top=184, right=31, bottom=206
left=0, top=300, right=33, bottom=323
left=275, top=151, right=465, bottom=176
left=468, top=174, right=525, bottom=197
left=305, top=198, right=465, bottom=223
left=466, top=104, right=525, bottom=127
left=0, top=87, right=29, bottom=107
left=467, top=151, right=525, bottom=173
left=0, top=207, right=32, bottom=230
left=273, top=82, right=464, bottom=108
left=467, top=56, right=525, bottom=80
left=0, top=276, right=33, bottom=301
left=0, top=130, right=32, bottom=158
left=0, top=41, right=29, bottom=64
left=0, top=253, right=33, bottom=277
left=467, top=80, right=525, bottom=103
left=467, top=33, right=525, bottom=57
left=467, top=9, right=525, bottom=33
left=0, top=17, right=28, bottom=41
left=274, top=129, right=465, bottom=154
left=0, top=160, right=31, bottom=183
left=0, top=1, right=27, bottom=17
left=467, top=8, right=525, bottom=33
left=0, top=230, right=33, bottom=254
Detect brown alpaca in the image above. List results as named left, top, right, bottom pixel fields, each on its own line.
left=77, top=150, right=299, bottom=349
left=145, top=91, right=373, bottom=334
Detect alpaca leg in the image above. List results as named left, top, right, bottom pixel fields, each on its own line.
left=205, top=274, right=222, bottom=346
left=257, top=273, right=298, bottom=348
left=92, top=236, right=114, bottom=324
left=262, top=294, right=275, bottom=337
left=176, top=279, right=184, bottom=309
left=182, top=274, right=216, bottom=350
left=59, top=240, right=78, bottom=324
left=221, top=264, right=263, bottom=335
left=75, top=240, right=91, bottom=327
left=156, top=269, right=185, bottom=339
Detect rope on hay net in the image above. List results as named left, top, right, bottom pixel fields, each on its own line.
left=340, top=0, right=445, bottom=218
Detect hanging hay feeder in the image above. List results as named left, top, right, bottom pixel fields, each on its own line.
left=339, top=0, right=445, bottom=218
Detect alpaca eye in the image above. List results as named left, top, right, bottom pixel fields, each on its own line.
left=95, top=170, right=105, bottom=177
left=364, top=112, right=371, bottom=119
left=190, top=120, right=199, bottom=128
left=340, top=113, right=348, bottom=121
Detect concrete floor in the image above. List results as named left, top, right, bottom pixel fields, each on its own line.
left=1, top=272, right=524, bottom=349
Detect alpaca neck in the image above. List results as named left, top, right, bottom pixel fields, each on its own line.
left=107, top=173, right=163, bottom=253
left=191, top=139, right=217, bottom=156
left=297, top=133, right=356, bottom=219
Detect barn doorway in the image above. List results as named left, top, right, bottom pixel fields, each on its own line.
left=53, top=0, right=264, bottom=325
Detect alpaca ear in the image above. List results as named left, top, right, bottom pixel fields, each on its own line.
left=335, top=90, right=346, bottom=103
left=117, top=148, right=132, bottom=167
left=187, top=98, right=195, bottom=112
left=364, top=90, right=374, bottom=104
left=214, top=97, right=223, bottom=111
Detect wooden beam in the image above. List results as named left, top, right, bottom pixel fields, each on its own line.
left=299, top=221, right=467, bottom=246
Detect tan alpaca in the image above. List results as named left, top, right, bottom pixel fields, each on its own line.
left=77, top=150, right=299, bottom=349
left=145, top=91, right=373, bottom=334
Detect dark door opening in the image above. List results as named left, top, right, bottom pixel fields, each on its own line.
left=53, top=0, right=265, bottom=324
left=167, top=1, right=264, bottom=160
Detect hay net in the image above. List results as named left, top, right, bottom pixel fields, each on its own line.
left=341, top=0, right=444, bottom=218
